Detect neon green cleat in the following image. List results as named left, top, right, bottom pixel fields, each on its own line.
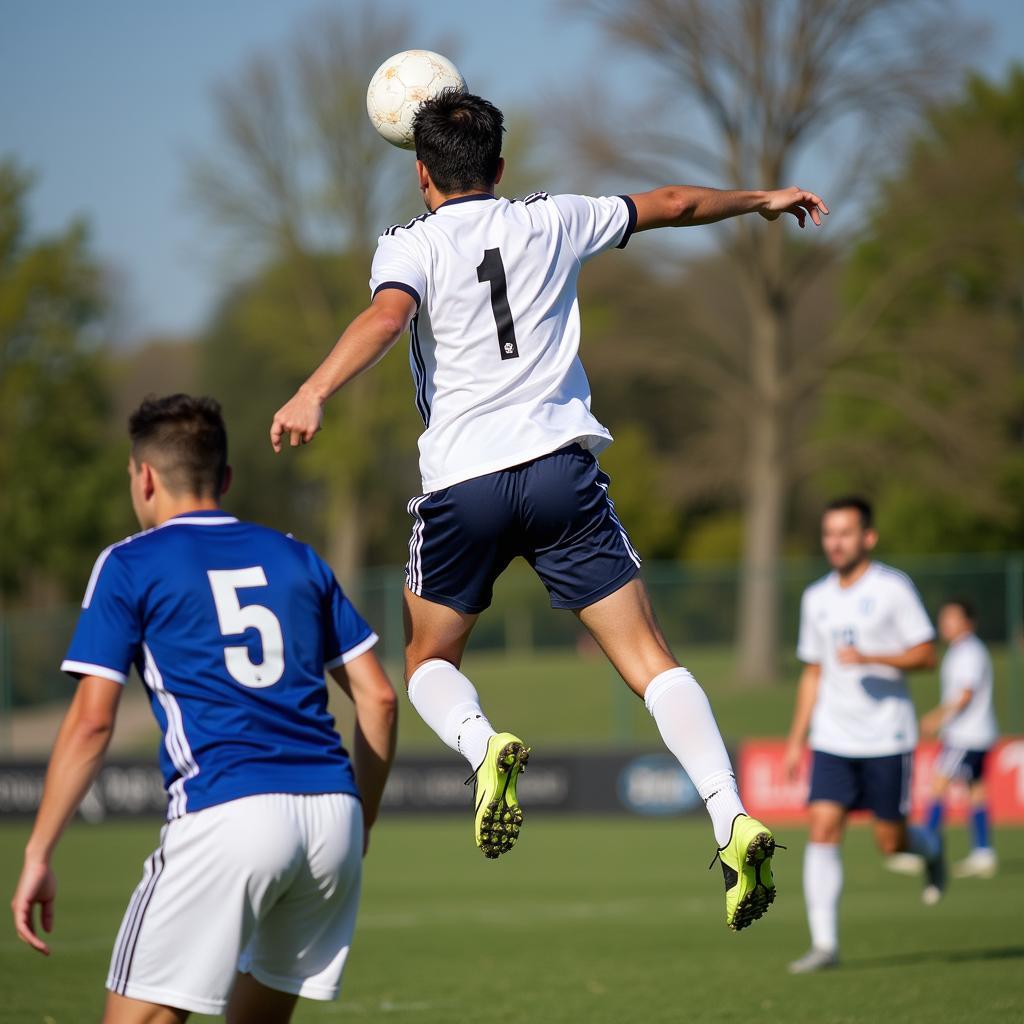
left=468, top=732, right=529, bottom=860
left=712, top=814, right=778, bottom=931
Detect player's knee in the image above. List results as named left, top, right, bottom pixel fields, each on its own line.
left=875, top=829, right=903, bottom=856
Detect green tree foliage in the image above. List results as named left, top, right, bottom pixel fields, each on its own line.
left=810, top=67, right=1024, bottom=553
left=0, top=161, right=130, bottom=602
left=201, top=252, right=422, bottom=568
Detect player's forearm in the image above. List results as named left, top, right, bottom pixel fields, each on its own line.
left=636, top=186, right=769, bottom=230
left=300, top=306, right=406, bottom=404
left=351, top=700, right=397, bottom=828
left=866, top=642, right=938, bottom=672
left=25, top=715, right=113, bottom=863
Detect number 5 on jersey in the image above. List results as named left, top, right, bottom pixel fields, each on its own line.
left=477, top=247, right=520, bottom=360
left=208, top=568, right=285, bottom=688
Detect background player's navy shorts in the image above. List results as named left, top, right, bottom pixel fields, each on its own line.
left=934, top=746, right=989, bottom=784
left=405, top=444, right=641, bottom=614
left=808, top=750, right=913, bottom=821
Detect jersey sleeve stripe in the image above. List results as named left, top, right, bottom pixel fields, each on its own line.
left=373, top=280, right=421, bottom=308
left=616, top=194, right=638, bottom=249
left=325, top=632, right=379, bottom=669
left=60, top=660, right=128, bottom=685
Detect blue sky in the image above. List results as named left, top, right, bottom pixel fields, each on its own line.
left=3, top=0, right=1022, bottom=340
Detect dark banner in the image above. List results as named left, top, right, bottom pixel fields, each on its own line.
left=0, top=751, right=716, bottom=821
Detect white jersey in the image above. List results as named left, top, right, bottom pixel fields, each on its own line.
left=369, top=191, right=636, bottom=492
left=940, top=632, right=997, bottom=750
left=797, top=562, right=936, bottom=757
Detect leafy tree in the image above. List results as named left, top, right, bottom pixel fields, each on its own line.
left=808, top=67, right=1024, bottom=553
left=0, top=161, right=130, bottom=603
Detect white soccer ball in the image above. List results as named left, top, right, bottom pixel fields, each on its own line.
left=366, top=50, right=467, bottom=150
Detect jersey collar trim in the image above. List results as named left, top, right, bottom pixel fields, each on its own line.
left=435, top=193, right=497, bottom=210
left=159, top=512, right=239, bottom=528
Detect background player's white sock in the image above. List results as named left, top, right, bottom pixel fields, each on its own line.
left=643, top=667, right=746, bottom=847
left=407, top=659, right=496, bottom=769
left=804, top=842, right=842, bottom=953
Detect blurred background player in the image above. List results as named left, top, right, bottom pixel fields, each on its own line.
left=269, top=88, right=827, bottom=929
left=11, top=394, right=397, bottom=1024
left=921, top=598, right=998, bottom=878
left=784, top=496, right=944, bottom=974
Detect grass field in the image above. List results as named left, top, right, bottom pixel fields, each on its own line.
left=1, top=818, right=1021, bottom=1023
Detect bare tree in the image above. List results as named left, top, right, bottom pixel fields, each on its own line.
left=572, top=0, right=979, bottom=682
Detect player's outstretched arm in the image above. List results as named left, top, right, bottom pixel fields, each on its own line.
left=836, top=640, right=937, bottom=672
left=784, top=663, right=821, bottom=782
left=330, top=652, right=398, bottom=852
left=629, top=185, right=828, bottom=232
left=11, top=676, right=121, bottom=955
left=270, top=289, right=417, bottom=453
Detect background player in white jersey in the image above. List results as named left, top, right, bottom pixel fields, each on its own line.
left=11, top=395, right=397, bottom=1023
left=920, top=598, right=999, bottom=878
left=784, top=496, right=944, bottom=974
left=270, top=89, right=827, bottom=930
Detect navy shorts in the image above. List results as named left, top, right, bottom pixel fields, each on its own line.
left=405, top=445, right=641, bottom=614
left=808, top=750, right=913, bottom=821
left=935, top=746, right=989, bottom=784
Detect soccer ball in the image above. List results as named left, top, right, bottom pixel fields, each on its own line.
left=366, top=50, right=467, bottom=150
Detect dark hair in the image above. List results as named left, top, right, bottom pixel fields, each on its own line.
left=412, top=89, right=504, bottom=195
left=129, top=394, right=228, bottom=498
left=824, top=495, right=874, bottom=530
left=941, top=597, right=977, bottom=623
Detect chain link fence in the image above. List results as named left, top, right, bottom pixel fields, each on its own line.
left=3, top=553, right=1022, bottom=752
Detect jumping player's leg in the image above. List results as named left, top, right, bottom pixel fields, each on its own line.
left=576, top=578, right=776, bottom=930
left=576, top=578, right=745, bottom=844
left=403, top=588, right=529, bottom=859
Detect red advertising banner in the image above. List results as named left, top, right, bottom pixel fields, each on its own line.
left=738, top=738, right=1024, bottom=824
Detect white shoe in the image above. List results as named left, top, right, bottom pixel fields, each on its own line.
left=885, top=852, right=924, bottom=876
left=953, top=848, right=998, bottom=879
left=922, top=884, right=943, bottom=906
left=788, top=948, right=839, bottom=974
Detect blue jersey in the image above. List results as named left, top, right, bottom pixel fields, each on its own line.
left=62, top=511, right=377, bottom=819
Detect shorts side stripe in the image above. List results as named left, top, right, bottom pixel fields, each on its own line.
left=596, top=480, right=641, bottom=567
left=406, top=495, right=428, bottom=595
left=110, top=847, right=165, bottom=993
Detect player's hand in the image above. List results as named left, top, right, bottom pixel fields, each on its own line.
left=783, top=740, right=805, bottom=783
left=759, top=186, right=828, bottom=228
left=836, top=645, right=864, bottom=666
left=270, top=388, right=323, bottom=453
left=11, top=860, right=56, bottom=956
left=920, top=709, right=944, bottom=739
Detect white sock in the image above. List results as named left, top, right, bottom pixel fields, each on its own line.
left=906, top=824, right=940, bottom=862
left=643, top=667, right=746, bottom=847
left=804, top=843, right=842, bottom=954
left=407, top=659, right=497, bottom=769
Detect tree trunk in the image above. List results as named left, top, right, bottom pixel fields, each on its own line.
left=327, top=484, right=364, bottom=598
left=736, top=265, right=787, bottom=686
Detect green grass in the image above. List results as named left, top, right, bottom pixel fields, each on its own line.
left=1, top=819, right=1021, bottom=1023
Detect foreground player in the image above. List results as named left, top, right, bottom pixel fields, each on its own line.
left=784, top=497, right=944, bottom=974
left=270, top=90, right=827, bottom=929
left=11, top=395, right=397, bottom=1022
left=920, top=598, right=998, bottom=877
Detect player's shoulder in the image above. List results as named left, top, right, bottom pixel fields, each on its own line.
left=872, top=561, right=922, bottom=596
left=801, top=571, right=834, bottom=602
left=508, top=190, right=551, bottom=206
left=82, top=527, right=156, bottom=604
left=379, top=210, right=435, bottom=240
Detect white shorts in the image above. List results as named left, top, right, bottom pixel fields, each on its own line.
left=106, top=792, right=363, bottom=1015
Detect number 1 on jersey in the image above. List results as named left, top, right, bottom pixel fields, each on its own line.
left=477, top=247, right=520, bottom=360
